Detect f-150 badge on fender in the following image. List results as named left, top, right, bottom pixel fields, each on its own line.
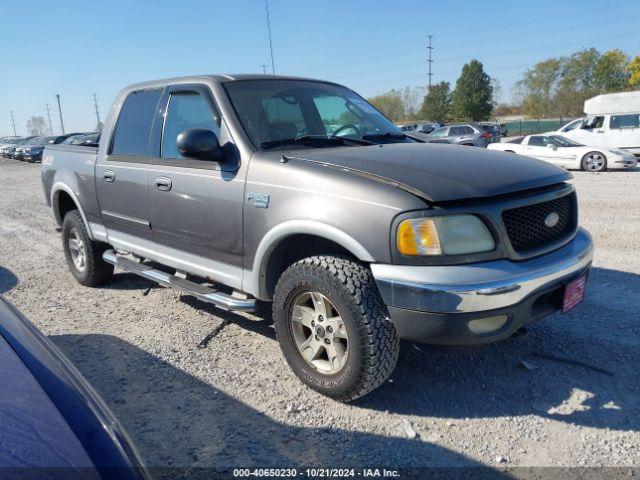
left=247, top=192, right=270, bottom=208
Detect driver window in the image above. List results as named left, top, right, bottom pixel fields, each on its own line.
left=582, top=116, right=604, bottom=130
left=162, top=91, right=220, bottom=159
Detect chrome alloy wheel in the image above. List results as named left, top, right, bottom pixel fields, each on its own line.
left=584, top=152, right=605, bottom=171
left=290, top=291, right=349, bottom=374
left=67, top=227, right=87, bottom=272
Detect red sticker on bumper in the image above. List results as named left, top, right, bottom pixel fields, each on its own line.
left=562, top=273, right=588, bottom=313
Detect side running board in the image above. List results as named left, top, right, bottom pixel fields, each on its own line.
left=102, top=250, right=255, bottom=312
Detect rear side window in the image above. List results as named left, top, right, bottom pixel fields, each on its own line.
left=110, top=89, right=162, bottom=156
left=610, top=114, right=640, bottom=130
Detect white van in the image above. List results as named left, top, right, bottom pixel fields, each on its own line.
left=563, top=91, right=640, bottom=157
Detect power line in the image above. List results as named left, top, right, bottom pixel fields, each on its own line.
left=45, top=104, right=53, bottom=135
left=427, top=35, right=434, bottom=90
left=10, top=111, right=16, bottom=136
left=93, top=93, right=102, bottom=131
left=264, top=0, right=275, bottom=74
left=55, top=94, right=65, bottom=134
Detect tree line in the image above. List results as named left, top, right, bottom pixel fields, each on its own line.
left=368, top=49, right=640, bottom=124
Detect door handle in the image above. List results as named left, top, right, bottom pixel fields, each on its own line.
left=155, top=176, right=172, bottom=191
left=104, top=170, right=115, bottom=183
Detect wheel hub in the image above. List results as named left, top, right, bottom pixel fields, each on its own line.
left=290, top=291, right=349, bottom=374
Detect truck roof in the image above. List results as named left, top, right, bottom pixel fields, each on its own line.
left=124, top=74, right=338, bottom=91
left=584, top=90, right=640, bottom=115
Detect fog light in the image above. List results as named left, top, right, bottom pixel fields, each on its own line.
left=467, top=315, right=508, bottom=334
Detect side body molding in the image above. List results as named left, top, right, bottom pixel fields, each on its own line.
left=245, top=220, right=376, bottom=300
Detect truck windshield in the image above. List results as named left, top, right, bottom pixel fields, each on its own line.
left=223, top=80, right=414, bottom=149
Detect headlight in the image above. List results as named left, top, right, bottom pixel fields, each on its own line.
left=397, top=215, right=495, bottom=256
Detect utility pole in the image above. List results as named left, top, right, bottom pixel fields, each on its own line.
left=427, top=35, right=434, bottom=91
left=261, top=64, right=268, bottom=74
left=264, top=0, right=275, bottom=74
left=45, top=104, right=53, bottom=135
left=10, top=111, right=17, bottom=136
left=55, top=94, right=65, bottom=134
left=93, top=93, right=102, bottom=131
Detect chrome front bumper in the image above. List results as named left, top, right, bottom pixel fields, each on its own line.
left=371, top=228, right=593, bottom=314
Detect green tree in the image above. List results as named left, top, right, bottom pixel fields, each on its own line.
left=628, top=56, right=640, bottom=89
left=515, top=58, right=562, bottom=118
left=450, top=60, right=493, bottom=121
left=368, top=89, right=405, bottom=122
left=419, top=81, right=451, bottom=122
left=594, top=49, right=630, bottom=92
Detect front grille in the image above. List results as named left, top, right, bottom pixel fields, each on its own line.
left=502, top=192, right=577, bottom=253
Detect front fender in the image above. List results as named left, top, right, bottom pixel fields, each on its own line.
left=244, top=220, right=375, bottom=299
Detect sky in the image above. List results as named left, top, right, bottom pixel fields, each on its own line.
left=1, top=0, right=639, bottom=136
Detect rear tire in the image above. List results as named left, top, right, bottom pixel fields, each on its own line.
left=62, top=210, right=113, bottom=286
left=273, top=256, right=399, bottom=402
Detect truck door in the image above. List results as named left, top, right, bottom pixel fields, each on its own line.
left=148, top=85, right=244, bottom=288
left=571, top=115, right=606, bottom=147
left=95, top=88, right=163, bottom=248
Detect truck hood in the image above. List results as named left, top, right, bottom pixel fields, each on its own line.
left=288, top=142, right=571, bottom=203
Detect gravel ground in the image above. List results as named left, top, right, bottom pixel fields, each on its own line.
left=1, top=157, right=639, bottom=475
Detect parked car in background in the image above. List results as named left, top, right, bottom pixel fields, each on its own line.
left=42, top=74, right=593, bottom=401
left=60, top=132, right=93, bottom=144
left=69, top=132, right=100, bottom=146
left=398, top=123, right=418, bottom=131
left=416, top=123, right=499, bottom=147
left=546, top=118, right=584, bottom=135
left=480, top=122, right=508, bottom=137
left=414, top=122, right=444, bottom=134
left=488, top=134, right=637, bottom=172
left=0, top=137, right=25, bottom=156
left=5, top=136, right=35, bottom=159
left=0, top=296, right=148, bottom=479
left=561, top=91, right=640, bottom=158
left=21, top=136, right=59, bottom=162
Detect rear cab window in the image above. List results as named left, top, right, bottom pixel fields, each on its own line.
left=110, top=89, right=163, bottom=158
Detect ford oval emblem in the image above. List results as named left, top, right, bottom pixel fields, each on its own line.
left=545, top=212, right=560, bottom=228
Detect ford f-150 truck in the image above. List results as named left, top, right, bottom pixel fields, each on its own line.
left=42, top=75, right=593, bottom=401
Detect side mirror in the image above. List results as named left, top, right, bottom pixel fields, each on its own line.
left=177, top=128, right=224, bottom=162
left=546, top=143, right=557, bottom=150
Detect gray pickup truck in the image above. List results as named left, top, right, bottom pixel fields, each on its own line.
left=42, top=75, right=593, bottom=401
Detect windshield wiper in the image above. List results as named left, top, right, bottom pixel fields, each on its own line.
left=362, top=132, right=409, bottom=142
left=259, top=135, right=374, bottom=150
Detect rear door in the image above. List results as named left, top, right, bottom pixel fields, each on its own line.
left=96, top=88, right=163, bottom=246
left=147, top=85, right=245, bottom=287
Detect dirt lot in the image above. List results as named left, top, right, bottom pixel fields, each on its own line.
left=1, top=157, right=639, bottom=475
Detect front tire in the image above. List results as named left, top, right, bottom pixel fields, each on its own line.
left=62, top=210, right=113, bottom=286
left=581, top=151, right=607, bottom=172
left=273, top=256, right=399, bottom=402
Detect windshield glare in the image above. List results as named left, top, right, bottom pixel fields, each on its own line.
left=224, top=80, right=410, bottom=149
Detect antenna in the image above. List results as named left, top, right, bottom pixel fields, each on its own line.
left=46, top=104, right=53, bottom=135
left=10, top=111, right=17, bottom=136
left=264, top=0, right=275, bottom=74
left=93, top=93, right=102, bottom=131
left=427, top=35, right=434, bottom=90
left=261, top=64, right=268, bottom=74
left=55, top=94, right=65, bottom=134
